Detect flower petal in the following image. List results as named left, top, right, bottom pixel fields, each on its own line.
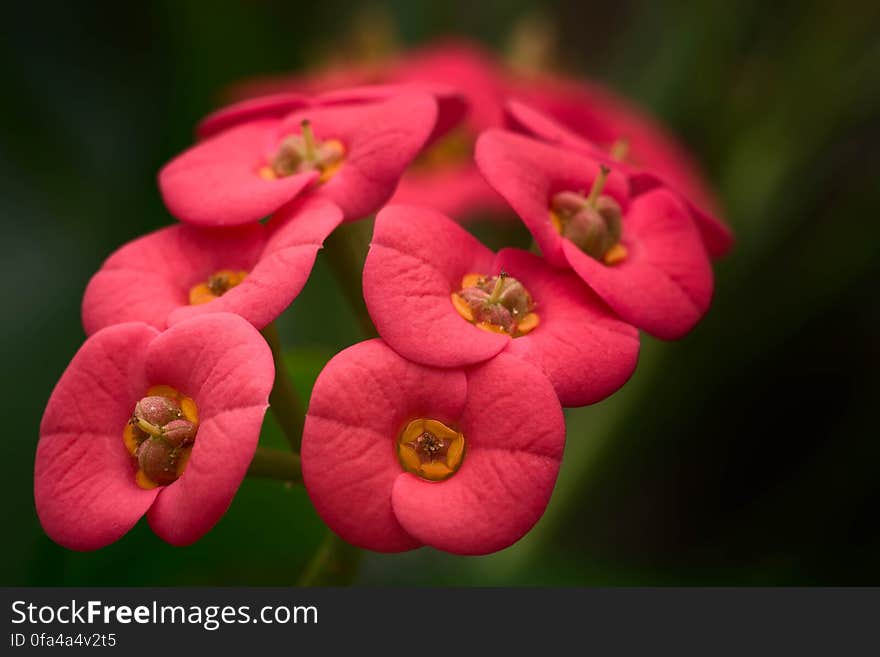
left=630, top=171, right=733, bottom=258
left=315, top=83, right=467, bottom=147
left=475, top=129, right=630, bottom=266
left=143, top=313, right=273, bottom=545
left=390, top=163, right=509, bottom=218
left=563, top=188, right=714, bottom=339
left=82, top=223, right=264, bottom=335
left=391, top=354, right=564, bottom=555
left=168, top=197, right=343, bottom=329
left=495, top=249, right=640, bottom=406
left=159, top=119, right=318, bottom=227
left=196, top=92, right=311, bottom=140
left=301, top=340, right=468, bottom=552
left=279, top=93, right=438, bottom=221
left=364, top=205, right=505, bottom=367
left=147, top=404, right=268, bottom=546
left=35, top=322, right=160, bottom=550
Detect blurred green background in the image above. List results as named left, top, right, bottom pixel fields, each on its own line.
left=2, top=0, right=879, bottom=585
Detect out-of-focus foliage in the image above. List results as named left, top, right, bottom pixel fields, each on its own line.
left=2, top=0, right=878, bottom=585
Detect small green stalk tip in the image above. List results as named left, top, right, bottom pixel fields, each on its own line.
left=610, top=138, right=630, bottom=162
left=301, top=119, right=316, bottom=162
left=135, top=417, right=163, bottom=438
left=488, top=273, right=507, bottom=304
left=586, top=165, right=611, bottom=207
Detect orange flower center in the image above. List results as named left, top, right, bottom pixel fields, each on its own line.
left=548, top=164, right=628, bottom=266
left=451, top=272, right=540, bottom=337
left=123, top=385, right=199, bottom=490
left=397, top=419, right=465, bottom=482
left=258, top=119, right=345, bottom=184
left=411, top=127, right=473, bottom=171
left=188, top=269, right=248, bottom=305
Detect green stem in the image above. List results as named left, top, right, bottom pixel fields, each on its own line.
left=323, top=221, right=378, bottom=338
left=247, top=447, right=302, bottom=484
left=298, top=531, right=363, bottom=586
left=261, top=322, right=306, bottom=452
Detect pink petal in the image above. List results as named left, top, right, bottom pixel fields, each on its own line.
left=159, top=119, right=318, bottom=227
left=279, top=93, right=438, bottom=221
left=495, top=249, right=640, bottom=406
left=144, top=313, right=273, bottom=545
left=507, top=100, right=733, bottom=259
left=391, top=354, right=564, bottom=555
left=301, top=340, right=468, bottom=552
left=314, top=83, right=468, bottom=147
left=144, top=312, right=274, bottom=426
left=364, top=205, right=505, bottom=367
left=475, top=129, right=630, bottom=266
left=563, top=189, right=714, bottom=339
left=390, top=163, right=509, bottom=219
left=630, top=171, right=733, bottom=258
left=504, top=99, right=606, bottom=157
left=147, top=405, right=268, bottom=546
left=82, top=223, right=264, bottom=335
left=389, top=41, right=507, bottom=131
left=35, top=323, right=160, bottom=550
left=168, top=197, right=343, bottom=329
left=196, top=93, right=311, bottom=140
left=509, top=73, right=721, bottom=217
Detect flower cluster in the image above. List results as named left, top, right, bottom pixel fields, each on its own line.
left=35, top=40, right=731, bottom=557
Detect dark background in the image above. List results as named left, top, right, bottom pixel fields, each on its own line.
left=2, top=0, right=879, bottom=585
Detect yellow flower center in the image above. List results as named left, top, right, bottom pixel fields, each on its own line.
left=450, top=272, right=540, bottom=337
left=188, top=269, right=248, bottom=305
left=123, top=385, right=199, bottom=490
left=548, top=164, right=628, bottom=266
left=396, top=419, right=465, bottom=482
left=411, top=127, right=473, bottom=171
left=258, top=119, right=345, bottom=184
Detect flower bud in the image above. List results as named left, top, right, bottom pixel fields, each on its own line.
left=475, top=302, right=514, bottom=331
left=496, top=277, right=531, bottom=317
left=550, top=190, right=588, bottom=217
left=162, top=419, right=197, bottom=447
left=563, top=206, right=609, bottom=258
left=137, top=438, right=181, bottom=486
left=596, top=195, right=623, bottom=244
left=134, top=396, right=182, bottom=427
left=271, top=135, right=306, bottom=177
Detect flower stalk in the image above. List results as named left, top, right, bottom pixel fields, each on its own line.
left=247, top=447, right=302, bottom=484
left=261, top=322, right=306, bottom=453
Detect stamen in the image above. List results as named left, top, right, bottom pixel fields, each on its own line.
left=487, top=270, right=508, bottom=304
left=125, top=385, right=199, bottom=489
left=300, top=120, right=316, bottom=162
left=610, top=138, right=630, bottom=162
left=586, top=165, right=611, bottom=207
left=451, top=272, right=539, bottom=337
left=397, top=418, right=465, bottom=482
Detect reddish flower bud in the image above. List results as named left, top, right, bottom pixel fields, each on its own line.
left=137, top=438, right=181, bottom=487
left=134, top=396, right=182, bottom=427
left=162, top=419, right=197, bottom=447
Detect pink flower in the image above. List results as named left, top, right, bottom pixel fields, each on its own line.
left=301, top=340, right=565, bottom=555
left=504, top=99, right=733, bottom=258
left=196, top=92, right=310, bottom=140
left=476, top=130, right=714, bottom=340
left=35, top=313, right=274, bottom=550
left=507, top=73, right=728, bottom=249
left=363, top=205, right=639, bottom=406
left=224, top=42, right=512, bottom=219
left=82, top=197, right=342, bottom=334
left=196, top=84, right=466, bottom=147
left=159, top=92, right=438, bottom=225
left=384, top=42, right=512, bottom=218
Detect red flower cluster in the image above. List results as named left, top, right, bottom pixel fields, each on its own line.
left=35, top=40, right=731, bottom=556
